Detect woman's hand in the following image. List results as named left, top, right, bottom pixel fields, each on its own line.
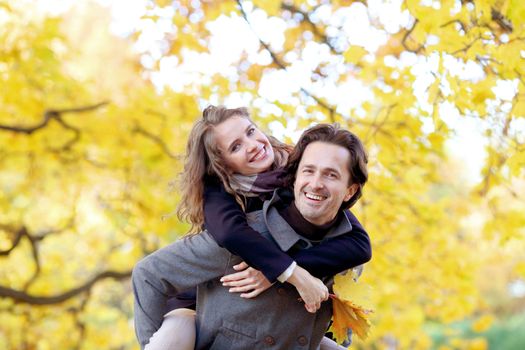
left=220, top=262, right=273, bottom=298
left=286, top=265, right=329, bottom=313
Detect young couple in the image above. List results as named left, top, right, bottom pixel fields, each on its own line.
left=132, top=106, right=372, bottom=349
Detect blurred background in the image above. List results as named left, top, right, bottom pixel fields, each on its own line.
left=0, top=0, right=524, bottom=349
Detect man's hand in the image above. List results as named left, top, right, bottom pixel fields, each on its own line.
left=286, top=265, right=329, bottom=313
left=220, top=262, right=273, bottom=298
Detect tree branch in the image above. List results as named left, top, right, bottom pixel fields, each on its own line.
left=33, top=218, right=75, bottom=241
left=440, top=19, right=468, bottom=34
left=0, top=270, right=131, bottom=305
left=0, top=225, right=26, bottom=256
left=450, top=34, right=483, bottom=55
left=402, top=19, right=425, bottom=54
left=363, top=104, right=398, bottom=143
left=280, top=3, right=342, bottom=55
left=133, top=124, right=179, bottom=159
left=0, top=101, right=109, bottom=134
left=70, top=292, right=92, bottom=350
left=236, top=0, right=339, bottom=122
left=491, top=8, right=513, bottom=33
left=51, top=115, right=82, bottom=151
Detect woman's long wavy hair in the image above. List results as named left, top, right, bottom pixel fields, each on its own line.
left=176, top=105, right=291, bottom=233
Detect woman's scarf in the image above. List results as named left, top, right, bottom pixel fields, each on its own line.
left=230, top=148, right=289, bottom=197
left=230, top=168, right=288, bottom=196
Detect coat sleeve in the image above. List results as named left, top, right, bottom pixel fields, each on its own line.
left=289, top=210, right=372, bottom=279
left=132, top=232, right=230, bottom=347
left=204, top=182, right=294, bottom=282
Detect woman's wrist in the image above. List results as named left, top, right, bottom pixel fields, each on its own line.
left=276, top=261, right=297, bottom=283
left=287, top=265, right=311, bottom=288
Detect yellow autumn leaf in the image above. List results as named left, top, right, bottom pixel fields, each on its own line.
left=330, top=293, right=373, bottom=341
left=333, top=273, right=374, bottom=311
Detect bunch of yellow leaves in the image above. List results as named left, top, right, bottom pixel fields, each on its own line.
left=330, top=273, right=374, bottom=342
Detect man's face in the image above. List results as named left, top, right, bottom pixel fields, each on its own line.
left=293, top=141, right=358, bottom=225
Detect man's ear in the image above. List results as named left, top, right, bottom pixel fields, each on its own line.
left=344, top=184, right=359, bottom=202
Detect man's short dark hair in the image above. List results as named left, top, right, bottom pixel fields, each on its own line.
left=285, top=123, right=368, bottom=209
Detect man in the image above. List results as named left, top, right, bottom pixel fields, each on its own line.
left=133, top=123, right=371, bottom=349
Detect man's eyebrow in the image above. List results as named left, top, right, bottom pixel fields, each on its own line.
left=302, top=164, right=341, bottom=175
left=323, top=167, right=341, bottom=175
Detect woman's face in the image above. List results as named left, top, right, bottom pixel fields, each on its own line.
left=212, top=116, right=275, bottom=175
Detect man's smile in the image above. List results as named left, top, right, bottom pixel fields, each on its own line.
left=304, top=192, right=327, bottom=202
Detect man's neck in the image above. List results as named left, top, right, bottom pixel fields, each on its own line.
left=278, top=202, right=342, bottom=241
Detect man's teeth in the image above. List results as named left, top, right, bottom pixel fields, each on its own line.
left=305, top=193, right=324, bottom=201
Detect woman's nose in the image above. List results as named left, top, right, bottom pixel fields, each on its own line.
left=246, top=139, right=258, bottom=153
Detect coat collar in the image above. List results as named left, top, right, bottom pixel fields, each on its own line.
left=262, top=189, right=353, bottom=251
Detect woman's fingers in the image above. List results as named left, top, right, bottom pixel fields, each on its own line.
left=240, top=288, right=263, bottom=298
left=228, top=284, right=257, bottom=293
left=220, top=270, right=251, bottom=283
left=222, top=277, right=255, bottom=287
left=221, top=264, right=272, bottom=297
left=221, top=266, right=258, bottom=283
left=233, top=261, right=249, bottom=271
left=304, top=300, right=322, bottom=313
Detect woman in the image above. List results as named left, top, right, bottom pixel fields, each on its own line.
left=140, top=105, right=371, bottom=349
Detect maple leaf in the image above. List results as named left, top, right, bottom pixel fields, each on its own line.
left=330, top=293, right=373, bottom=342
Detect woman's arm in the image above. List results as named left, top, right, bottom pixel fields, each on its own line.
left=290, top=210, right=372, bottom=278
left=222, top=210, right=371, bottom=296
left=204, top=181, right=328, bottom=312
left=203, top=181, right=294, bottom=282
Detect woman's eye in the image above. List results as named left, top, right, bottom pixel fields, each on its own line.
left=247, top=128, right=255, bottom=136
left=231, top=144, right=240, bottom=152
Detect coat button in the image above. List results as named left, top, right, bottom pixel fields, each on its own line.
left=277, top=287, right=286, bottom=295
left=297, top=335, right=308, bottom=345
left=264, top=335, right=275, bottom=345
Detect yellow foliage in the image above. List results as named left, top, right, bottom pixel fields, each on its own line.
left=331, top=293, right=372, bottom=341
left=2, top=0, right=525, bottom=349
left=344, top=46, right=368, bottom=64
left=471, top=314, right=495, bottom=333
left=467, top=337, right=489, bottom=350
left=507, top=0, right=525, bottom=25
left=515, top=261, right=525, bottom=278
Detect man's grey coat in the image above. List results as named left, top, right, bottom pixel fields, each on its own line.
left=133, top=191, right=354, bottom=350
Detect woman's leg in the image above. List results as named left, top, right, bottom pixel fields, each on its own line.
left=144, top=308, right=196, bottom=350
left=320, top=336, right=348, bottom=350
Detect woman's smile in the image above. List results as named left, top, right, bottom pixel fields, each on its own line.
left=213, top=116, right=275, bottom=175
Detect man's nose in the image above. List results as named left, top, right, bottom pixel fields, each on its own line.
left=310, top=173, right=324, bottom=189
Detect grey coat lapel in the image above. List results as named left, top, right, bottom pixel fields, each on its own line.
left=261, top=189, right=353, bottom=251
